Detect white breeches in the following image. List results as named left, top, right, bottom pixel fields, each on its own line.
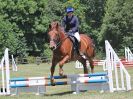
left=74, top=32, right=80, bottom=42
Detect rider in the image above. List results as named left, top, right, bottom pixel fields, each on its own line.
left=62, top=7, right=80, bottom=54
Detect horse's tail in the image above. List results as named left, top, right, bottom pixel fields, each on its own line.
left=87, top=35, right=95, bottom=57
left=89, top=37, right=95, bottom=58
left=90, top=38, right=95, bottom=57
left=92, top=45, right=95, bottom=57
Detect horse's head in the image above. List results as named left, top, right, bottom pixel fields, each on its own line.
left=48, top=21, right=65, bottom=50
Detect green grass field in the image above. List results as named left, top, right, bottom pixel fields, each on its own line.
left=0, top=62, right=133, bottom=99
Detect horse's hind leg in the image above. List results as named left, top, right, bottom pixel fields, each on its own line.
left=88, top=57, right=94, bottom=73
left=85, top=46, right=95, bottom=73
left=78, top=57, right=88, bottom=74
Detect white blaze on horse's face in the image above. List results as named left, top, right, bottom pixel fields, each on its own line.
left=48, top=31, right=59, bottom=50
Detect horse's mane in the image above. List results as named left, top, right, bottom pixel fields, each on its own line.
left=57, top=23, right=66, bottom=38
left=50, top=21, right=64, bottom=32
left=50, top=21, right=66, bottom=39
left=55, top=21, right=64, bottom=33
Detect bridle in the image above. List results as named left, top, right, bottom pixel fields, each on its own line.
left=50, top=33, right=68, bottom=50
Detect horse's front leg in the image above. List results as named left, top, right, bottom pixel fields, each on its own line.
left=50, top=58, right=58, bottom=86
left=59, top=55, right=69, bottom=76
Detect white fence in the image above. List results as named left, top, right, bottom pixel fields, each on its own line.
left=125, top=47, right=133, bottom=61
left=0, top=48, right=10, bottom=95
left=11, top=55, right=17, bottom=72
left=105, top=40, right=131, bottom=92
left=75, top=40, right=132, bottom=92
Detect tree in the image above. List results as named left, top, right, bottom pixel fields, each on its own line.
left=0, top=15, right=27, bottom=57
left=100, top=0, right=133, bottom=52
left=0, top=0, right=64, bottom=56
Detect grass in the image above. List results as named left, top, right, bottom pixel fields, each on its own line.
left=0, top=62, right=133, bottom=99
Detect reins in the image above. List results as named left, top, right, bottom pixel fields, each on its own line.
left=53, top=35, right=69, bottom=50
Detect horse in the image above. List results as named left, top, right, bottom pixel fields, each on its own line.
left=48, top=21, right=95, bottom=85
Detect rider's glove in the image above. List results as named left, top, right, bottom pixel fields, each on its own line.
left=69, top=30, right=73, bottom=33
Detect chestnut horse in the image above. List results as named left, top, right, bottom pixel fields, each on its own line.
left=48, top=21, right=95, bottom=85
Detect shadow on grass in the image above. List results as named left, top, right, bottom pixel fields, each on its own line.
left=43, top=90, right=87, bottom=96
left=43, top=91, right=73, bottom=96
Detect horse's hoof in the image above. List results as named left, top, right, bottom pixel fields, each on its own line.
left=59, top=73, right=64, bottom=76
left=62, top=74, right=67, bottom=78
left=59, top=73, right=67, bottom=78
left=50, top=78, right=55, bottom=86
left=51, top=82, right=56, bottom=86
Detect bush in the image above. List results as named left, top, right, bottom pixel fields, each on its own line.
left=42, top=43, right=52, bottom=60
left=27, top=56, right=35, bottom=63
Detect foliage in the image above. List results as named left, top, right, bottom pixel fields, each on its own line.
left=0, top=0, right=132, bottom=58
left=0, top=15, right=27, bottom=57
left=0, top=0, right=63, bottom=57
left=42, top=43, right=52, bottom=59
left=27, top=56, right=35, bottom=63
left=100, top=0, right=133, bottom=53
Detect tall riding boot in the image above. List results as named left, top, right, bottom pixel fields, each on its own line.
left=75, top=42, right=80, bottom=54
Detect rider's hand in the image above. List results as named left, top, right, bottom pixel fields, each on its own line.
left=69, top=30, right=73, bottom=33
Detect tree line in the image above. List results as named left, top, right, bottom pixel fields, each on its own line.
left=0, top=0, right=132, bottom=59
